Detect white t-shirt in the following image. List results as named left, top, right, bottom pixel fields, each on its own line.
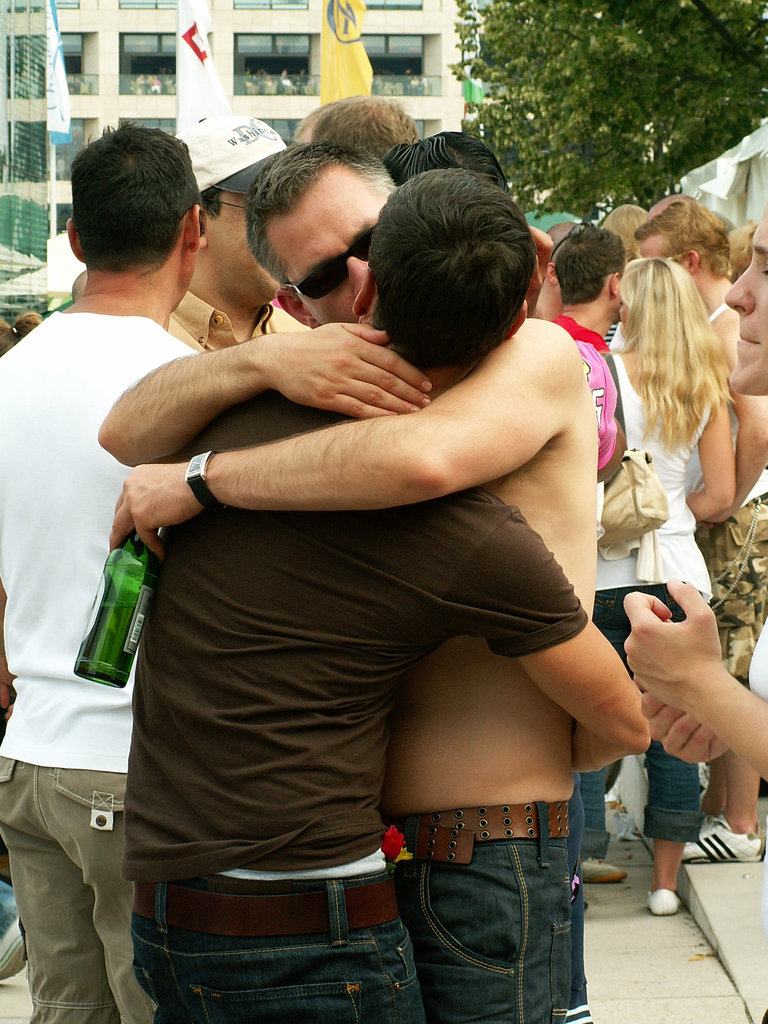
left=0, top=312, right=192, bottom=771
left=596, top=354, right=711, bottom=596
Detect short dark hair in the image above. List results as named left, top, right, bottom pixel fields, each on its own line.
left=552, top=224, right=625, bottom=305
left=369, top=169, right=535, bottom=368
left=299, top=96, right=419, bottom=156
left=201, top=186, right=223, bottom=218
left=383, top=132, right=508, bottom=192
left=245, top=142, right=393, bottom=281
left=70, top=123, right=200, bottom=272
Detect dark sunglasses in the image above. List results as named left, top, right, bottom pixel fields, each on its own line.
left=285, top=226, right=374, bottom=300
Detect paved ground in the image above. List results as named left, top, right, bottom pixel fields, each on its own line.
left=586, top=821, right=761, bottom=1023
left=0, top=796, right=765, bottom=1022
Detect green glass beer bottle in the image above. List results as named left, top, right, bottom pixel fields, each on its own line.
left=74, top=532, right=160, bottom=687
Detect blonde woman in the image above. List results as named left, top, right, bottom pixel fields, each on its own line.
left=0, top=311, right=41, bottom=359
left=595, top=257, right=735, bottom=914
left=602, top=204, right=647, bottom=263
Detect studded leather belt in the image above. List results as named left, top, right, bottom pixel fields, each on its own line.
left=390, top=801, right=569, bottom=864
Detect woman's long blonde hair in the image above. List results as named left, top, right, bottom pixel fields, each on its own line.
left=620, top=257, right=730, bottom=450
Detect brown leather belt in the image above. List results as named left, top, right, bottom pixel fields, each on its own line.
left=133, top=877, right=399, bottom=937
left=390, top=801, right=569, bottom=865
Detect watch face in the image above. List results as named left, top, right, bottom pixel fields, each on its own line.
left=186, top=453, right=205, bottom=480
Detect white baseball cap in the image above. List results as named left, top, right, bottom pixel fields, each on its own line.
left=178, top=116, right=286, bottom=193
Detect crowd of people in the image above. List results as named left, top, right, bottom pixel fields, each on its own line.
left=0, top=94, right=766, bottom=1024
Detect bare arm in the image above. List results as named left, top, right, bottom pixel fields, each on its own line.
left=624, top=579, right=768, bottom=778
left=100, top=323, right=432, bottom=466
left=518, top=621, right=649, bottom=773
left=597, top=421, right=625, bottom=484
left=111, top=322, right=586, bottom=552
left=0, top=577, right=15, bottom=719
left=687, top=401, right=736, bottom=521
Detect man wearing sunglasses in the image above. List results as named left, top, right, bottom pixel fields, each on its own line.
left=102, top=146, right=647, bottom=1023
left=171, top=116, right=430, bottom=420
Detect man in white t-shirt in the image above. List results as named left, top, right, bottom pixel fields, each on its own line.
left=0, top=123, right=202, bottom=1024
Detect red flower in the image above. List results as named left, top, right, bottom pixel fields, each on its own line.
left=381, top=825, right=407, bottom=861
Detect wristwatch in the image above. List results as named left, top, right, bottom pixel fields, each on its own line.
left=185, top=450, right=224, bottom=509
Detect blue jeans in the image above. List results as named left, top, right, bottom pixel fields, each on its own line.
left=0, top=878, right=17, bottom=934
left=395, top=819, right=571, bottom=1024
left=592, top=585, right=704, bottom=842
left=579, top=766, right=609, bottom=860
left=132, top=872, right=425, bottom=1024
left=567, top=775, right=587, bottom=1011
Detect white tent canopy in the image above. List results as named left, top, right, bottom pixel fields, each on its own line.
left=46, top=231, right=84, bottom=295
left=681, top=120, right=768, bottom=226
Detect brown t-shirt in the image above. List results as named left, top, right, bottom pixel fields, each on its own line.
left=124, top=392, right=587, bottom=882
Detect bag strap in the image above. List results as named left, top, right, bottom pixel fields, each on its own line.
left=604, top=353, right=625, bottom=437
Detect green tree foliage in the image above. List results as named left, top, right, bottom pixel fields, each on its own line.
left=456, top=0, right=768, bottom=215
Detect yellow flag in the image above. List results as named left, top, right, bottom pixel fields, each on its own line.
left=321, top=0, right=373, bottom=104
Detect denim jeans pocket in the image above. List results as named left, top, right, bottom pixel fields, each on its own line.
left=549, top=921, right=570, bottom=1021
left=409, top=852, right=526, bottom=972
left=190, top=980, right=363, bottom=1024
left=591, top=590, right=620, bottom=632
left=133, top=965, right=159, bottom=1003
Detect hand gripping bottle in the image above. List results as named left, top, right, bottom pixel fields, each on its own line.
left=74, top=533, right=160, bottom=687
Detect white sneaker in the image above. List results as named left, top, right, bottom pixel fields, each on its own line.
left=682, top=814, right=764, bottom=863
left=648, top=888, right=681, bottom=916
left=0, top=917, right=24, bottom=981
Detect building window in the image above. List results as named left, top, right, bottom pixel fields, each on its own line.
left=6, top=34, right=45, bottom=100
left=62, top=33, right=82, bottom=74
left=119, top=0, right=175, bottom=7
left=366, top=0, right=423, bottom=8
left=262, top=119, right=300, bottom=142
left=119, top=33, right=176, bottom=95
left=364, top=35, right=436, bottom=96
left=61, top=33, right=96, bottom=95
left=233, top=0, right=308, bottom=8
left=120, top=117, right=176, bottom=133
left=54, top=118, right=85, bottom=180
left=234, top=35, right=313, bottom=96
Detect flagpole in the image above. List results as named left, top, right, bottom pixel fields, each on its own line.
left=49, top=140, right=57, bottom=240
left=176, top=0, right=181, bottom=128
left=47, top=0, right=70, bottom=241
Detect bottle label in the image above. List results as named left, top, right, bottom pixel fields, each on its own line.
left=123, top=585, right=155, bottom=655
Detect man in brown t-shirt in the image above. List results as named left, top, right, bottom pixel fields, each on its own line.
left=115, top=169, right=647, bottom=1024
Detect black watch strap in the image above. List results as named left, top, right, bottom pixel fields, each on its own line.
left=185, top=451, right=224, bottom=509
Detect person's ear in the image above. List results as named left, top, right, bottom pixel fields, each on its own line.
left=545, top=261, right=559, bottom=287
left=275, top=287, right=321, bottom=328
left=680, top=249, right=700, bottom=274
left=180, top=205, right=204, bottom=256
left=67, top=218, right=84, bottom=263
left=352, top=266, right=377, bottom=321
left=503, top=301, right=528, bottom=340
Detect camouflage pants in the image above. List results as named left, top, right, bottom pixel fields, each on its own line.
left=697, top=495, right=768, bottom=686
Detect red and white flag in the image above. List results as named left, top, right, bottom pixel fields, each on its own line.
left=177, top=0, right=231, bottom=132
